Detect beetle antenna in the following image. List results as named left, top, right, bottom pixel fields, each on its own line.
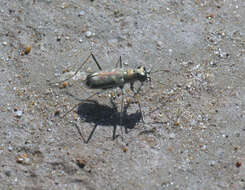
left=151, top=69, right=170, bottom=74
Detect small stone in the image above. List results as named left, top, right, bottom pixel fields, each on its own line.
left=16, top=154, right=31, bottom=165
left=236, top=161, right=242, bottom=168
left=169, top=133, right=175, bottom=139
left=122, top=147, right=128, bottom=153
left=78, top=10, right=85, bottom=16
left=210, top=61, right=217, bottom=67
left=85, top=31, right=92, bottom=38
left=156, top=41, right=163, bottom=50
left=24, top=45, right=31, bottom=55
left=59, top=81, right=68, bottom=89
left=168, top=49, right=173, bottom=55
left=209, top=160, right=216, bottom=166
left=54, top=110, right=60, bottom=117
left=206, top=13, right=215, bottom=19
left=8, top=146, right=13, bottom=151
left=57, top=35, right=62, bottom=41
left=76, top=158, right=87, bottom=169
left=15, top=110, right=22, bottom=118
left=61, top=2, right=69, bottom=9
left=200, top=144, right=207, bottom=150
left=2, top=41, right=7, bottom=46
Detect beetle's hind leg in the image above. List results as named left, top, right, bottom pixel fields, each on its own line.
left=119, top=86, right=125, bottom=140
left=115, top=56, right=122, bottom=68
left=48, top=53, right=93, bottom=86
left=91, top=53, right=102, bottom=71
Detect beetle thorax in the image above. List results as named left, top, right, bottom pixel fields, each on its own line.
left=124, top=69, right=138, bottom=82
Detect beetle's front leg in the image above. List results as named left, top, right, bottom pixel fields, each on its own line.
left=129, top=82, right=144, bottom=123
left=130, top=82, right=136, bottom=94
left=130, top=82, right=144, bottom=95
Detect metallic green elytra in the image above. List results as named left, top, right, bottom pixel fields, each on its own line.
left=85, top=66, right=149, bottom=90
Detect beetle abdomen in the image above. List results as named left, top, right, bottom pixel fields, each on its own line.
left=85, top=70, right=125, bottom=89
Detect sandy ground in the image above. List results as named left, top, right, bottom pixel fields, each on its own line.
left=0, top=0, right=245, bottom=189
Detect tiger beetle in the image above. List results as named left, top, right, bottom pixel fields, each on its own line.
left=50, top=53, right=163, bottom=139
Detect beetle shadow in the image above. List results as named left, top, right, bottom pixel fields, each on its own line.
left=75, top=100, right=142, bottom=143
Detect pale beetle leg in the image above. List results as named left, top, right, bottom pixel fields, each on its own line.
left=49, top=53, right=92, bottom=85
left=49, top=53, right=103, bottom=86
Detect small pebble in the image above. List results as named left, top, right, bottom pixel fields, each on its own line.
left=236, top=161, right=242, bottom=168
left=2, top=41, right=7, bottom=46
left=200, top=144, right=207, bottom=150
left=206, top=14, right=215, bottom=19
left=8, top=146, right=13, bottom=151
left=59, top=81, right=68, bottom=89
left=168, top=49, right=173, bottom=55
left=57, top=35, right=62, bottom=41
left=209, top=160, right=216, bottom=166
left=85, top=31, right=92, bottom=38
left=16, top=154, right=31, bottom=165
left=76, top=158, right=87, bottom=169
left=78, top=10, right=85, bottom=16
left=15, top=110, right=22, bottom=118
left=54, top=110, right=60, bottom=117
left=122, top=147, right=128, bottom=153
left=169, top=133, right=175, bottom=139
left=24, top=45, right=31, bottom=55
left=156, top=41, right=163, bottom=50
left=61, top=2, right=69, bottom=9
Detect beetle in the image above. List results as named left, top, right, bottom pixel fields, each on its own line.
left=49, top=53, right=166, bottom=140
left=51, top=53, right=151, bottom=119
left=85, top=65, right=150, bottom=92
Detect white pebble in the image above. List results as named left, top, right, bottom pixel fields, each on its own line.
left=169, top=133, right=175, bottom=139
left=78, top=10, right=85, bottom=16
left=85, top=31, right=92, bottom=38
left=15, top=110, right=22, bottom=117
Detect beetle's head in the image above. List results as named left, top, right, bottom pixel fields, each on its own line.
left=136, top=66, right=151, bottom=82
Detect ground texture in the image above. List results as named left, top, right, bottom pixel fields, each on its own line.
left=0, top=0, right=245, bottom=189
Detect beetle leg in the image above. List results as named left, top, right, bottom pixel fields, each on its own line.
left=137, top=82, right=144, bottom=94
left=91, top=53, right=102, bottom=70
left=135, top=95, right=144, bottom=123
left=49, top=54, right=92, bottom=86
left=130, top=82, right=136, bottom=94
left=119, top=56, right=122, bottom=68
left=115, top=56, right=122, bottom=68
left=129, top=82, right=144, bottom=123
left=120, top=87, right=125, bottom=140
